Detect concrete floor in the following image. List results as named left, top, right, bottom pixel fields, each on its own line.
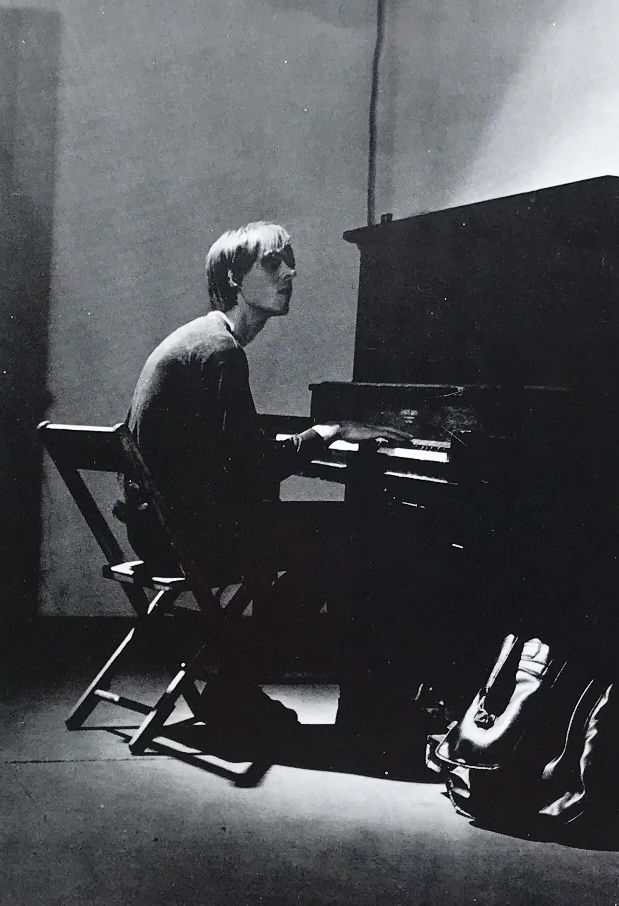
left=2, top=665, right=618, bottom=906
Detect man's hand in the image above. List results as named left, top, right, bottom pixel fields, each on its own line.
left=313, top=422, right=414, bottom=445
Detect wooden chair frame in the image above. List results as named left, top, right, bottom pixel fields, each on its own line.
left=38, top=420, right=281, bottom=756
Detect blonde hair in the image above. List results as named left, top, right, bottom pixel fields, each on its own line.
left=205, top=221, right=292, bottom=311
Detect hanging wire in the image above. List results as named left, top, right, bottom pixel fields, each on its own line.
left=367, top=0, right=386, bottom=226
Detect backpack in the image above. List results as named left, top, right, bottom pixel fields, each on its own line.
left=427, top=634, right=619, bottom=842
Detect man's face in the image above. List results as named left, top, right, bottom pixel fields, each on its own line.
left=239, top=245, right=297, bottom=317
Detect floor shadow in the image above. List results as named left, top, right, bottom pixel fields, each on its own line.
left=102, top=724, right=274, bottom=788
left=169, top=720, right=439, bottom=784
left=468, top=816, right=619, bottom=853
left=85, top=715, right=439, bottom=786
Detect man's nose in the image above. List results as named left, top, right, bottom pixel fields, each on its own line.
left=282, top=263, right=296, bottom=278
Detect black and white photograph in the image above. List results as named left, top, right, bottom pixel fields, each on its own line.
left=2, top=1, right=619, bottom=903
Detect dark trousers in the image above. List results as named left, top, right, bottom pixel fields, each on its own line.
left=125, top=498, right=446, bottom=692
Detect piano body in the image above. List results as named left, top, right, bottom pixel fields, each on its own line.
left=265, top=176, right=619, bottom=677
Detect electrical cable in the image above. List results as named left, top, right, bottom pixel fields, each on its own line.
left=367, top=0, right=386, bottom=226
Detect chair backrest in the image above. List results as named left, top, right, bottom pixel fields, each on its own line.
left=38, top=422, right=129, bottom=473
left=38, top=421, right=227, bottom=622
left=39, top=421, right=133, bottom=566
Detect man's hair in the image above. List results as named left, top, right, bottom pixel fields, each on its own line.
left=205, top=221, right=292, bottom=311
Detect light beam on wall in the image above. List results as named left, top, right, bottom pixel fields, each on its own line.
left=450, top=0, right=619, bottom=206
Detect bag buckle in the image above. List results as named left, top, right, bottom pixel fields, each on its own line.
left=474, top=694, right=496, bottom=728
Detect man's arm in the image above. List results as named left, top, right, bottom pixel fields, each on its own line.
left=211, top=349, right=329, bottom=485
left=211, top=349, right=412, bottom=486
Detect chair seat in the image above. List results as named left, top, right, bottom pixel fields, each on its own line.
left=103, top=560, right=187, bottom=591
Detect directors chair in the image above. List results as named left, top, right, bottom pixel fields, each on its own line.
left=38, top=420, right=282, bottom=757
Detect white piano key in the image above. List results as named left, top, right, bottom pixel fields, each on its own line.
left=276, top=434, right=448, bottom=462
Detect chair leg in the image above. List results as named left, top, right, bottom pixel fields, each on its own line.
left=179, top=672, right=203, bottom=715
left=66, top=587, right=198, bottom=731
left=66, top=627, right=136, bottom=729
left=244, top=568, right=279, bottom=622
left=128, top=666, right=200, bottom=755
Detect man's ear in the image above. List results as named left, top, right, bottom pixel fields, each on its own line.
left=227, top=269, right=239, bottom=289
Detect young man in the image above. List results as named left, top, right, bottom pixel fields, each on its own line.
left=121, top=221, right=403, bottom=737
left=123, top=221, right=394, bottom=567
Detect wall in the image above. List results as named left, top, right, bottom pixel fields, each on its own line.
left=0, top=8, right=59, bottom=633
left=374, top=0, right=619, bottom=217
left=20, top=0, right=375, bottom=615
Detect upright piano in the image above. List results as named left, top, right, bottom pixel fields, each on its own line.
left=265, top=176, right=619, bottom=675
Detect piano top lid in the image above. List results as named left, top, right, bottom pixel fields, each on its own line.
left=342, top=175, right=619, bottom=246
left=308, top=381, right=573, bottom=394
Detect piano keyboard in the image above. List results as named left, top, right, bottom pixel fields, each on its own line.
left=276, top=434, right=450, bottom=464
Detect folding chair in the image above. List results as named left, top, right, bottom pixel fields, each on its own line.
left=38, top=420, right=283, bottom=756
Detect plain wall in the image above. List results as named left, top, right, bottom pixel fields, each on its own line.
left=375, top=0, right=619, bottom=215
left=1, top=0, right=614, bottom=615
left=33, top=0, right=375, bottom=615
left=1, top=8, right=59, bottom=631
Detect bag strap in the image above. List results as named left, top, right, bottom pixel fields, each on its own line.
left=483, top=634, right=522, bottom=692
left=474, top=635, right=525, bottom=727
